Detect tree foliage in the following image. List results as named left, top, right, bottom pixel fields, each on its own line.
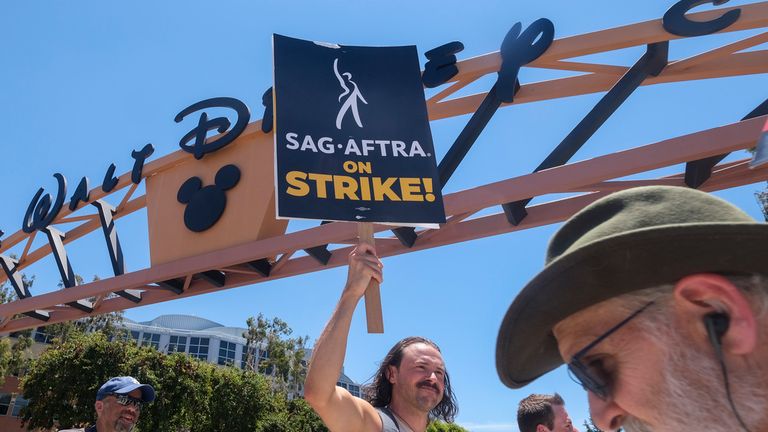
left=242, top=313, right=309, bottom=395
left=6, top=265, right=324, bottom=431
left=20, top=331, right=326, bottom=431
left=259, top=398, right=329, bottom=432
left=0, top=267, right=36, bottom=381
left=21, top=326, right=327, bottom=432
left=755, top=183, right=768, bottom=221
left=426, top=420, right=469, bottom=432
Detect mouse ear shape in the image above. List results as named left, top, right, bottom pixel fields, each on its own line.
left=215, top=164, right=241, bottom=191
left=177, top=176, right=202, bottom=204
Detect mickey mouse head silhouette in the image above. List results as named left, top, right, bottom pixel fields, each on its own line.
left=177, top=164, right=241, bottom=232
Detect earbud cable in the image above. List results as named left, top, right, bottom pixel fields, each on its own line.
left=708, top=319, right=752, bottom=432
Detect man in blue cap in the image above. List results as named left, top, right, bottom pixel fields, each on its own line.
left=59, top=376, right=156, bottom=432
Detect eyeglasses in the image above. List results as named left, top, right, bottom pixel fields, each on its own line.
left=108, top=393, right=143, bottom=409
left=566, top=301, right=655, bottom=400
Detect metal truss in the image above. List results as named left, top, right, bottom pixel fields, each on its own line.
left=0, top=3, right=766, bottom=332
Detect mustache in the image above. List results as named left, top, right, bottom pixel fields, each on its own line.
left=417, top=380, right=440, bottom=392
left=623, top=417, right=653, bottom=432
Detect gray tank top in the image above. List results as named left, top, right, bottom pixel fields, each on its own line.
left=376, top=407, right=401, bottom=432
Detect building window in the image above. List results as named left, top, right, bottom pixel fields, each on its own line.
left=33, top=327, right=53, bottom=344
left=218, top=341, right=237, bottom=366
left=130, top=331, right=140, bottom=343
left=189, top=337, right=209, bottom=361
left=140, top=332, right=160, bottom=349
left=168, top=335, right=187, bottom=353
left=0, top=393, right=11, bottom=415
left=349, top=385, right=360, bottom=398
left=11, top=395, right=28, bottom=417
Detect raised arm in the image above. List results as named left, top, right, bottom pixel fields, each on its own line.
left=304, top=243, right=384, bottom=432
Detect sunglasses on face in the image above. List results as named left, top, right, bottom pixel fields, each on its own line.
left=108, top=393, right=143, bottom=409
left=566, top=300, right=655, bottom=400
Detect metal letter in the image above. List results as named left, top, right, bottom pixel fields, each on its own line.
left=69, top=177, right=90, bottom=211
left=22, top=173, right=67, bottom=234
left=0, top=255, right=50, bottom=321
left=422, top=41, right=464, bottom=88
left=43, top=227, right=93, bottom=313
left=175, top=97, right=251, bottom=159
left=131, top=144, right=155, bottom=184
left=102, top=163, right=119, bottom=192
left=261, top=88, right=274, bottom=133
left=92, top=200, right=142, bottom=303
left=663, top=0, right=740, bottom=37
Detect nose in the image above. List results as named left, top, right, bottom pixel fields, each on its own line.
left=424, top=370, right=439, bottom=383
left=423, top=371, right=443, bottom=391
left=568, top=418, right=579, bottom=432
left=588, top=390, right=626, bottom=432
left=125, top=403, right=140, bottom=416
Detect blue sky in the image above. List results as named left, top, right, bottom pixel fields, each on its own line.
left=2, top=1, right=766, bottom=430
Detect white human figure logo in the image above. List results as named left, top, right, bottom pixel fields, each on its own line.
left=334, top=58, right=368, bottom=129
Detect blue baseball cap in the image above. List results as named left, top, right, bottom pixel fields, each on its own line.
left=96, top=376, right=156, bottom=402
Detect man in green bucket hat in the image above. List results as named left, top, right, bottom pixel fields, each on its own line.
left=496, top=186, right=767, bottom=432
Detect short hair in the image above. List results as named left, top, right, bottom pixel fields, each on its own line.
left=517, top=393, right=564, bottom=432
left=365, top=336, right=458, bottom=423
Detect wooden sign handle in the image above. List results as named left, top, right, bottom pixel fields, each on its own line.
left=358, top=223, right=383, bottom=333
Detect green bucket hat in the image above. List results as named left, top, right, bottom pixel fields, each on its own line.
left=496, top=185, right=768, bottom=389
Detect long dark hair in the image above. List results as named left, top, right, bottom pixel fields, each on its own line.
left=365, top=336, right=458, bottom=423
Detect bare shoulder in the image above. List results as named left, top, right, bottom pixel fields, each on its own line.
left=312, top=387, right=383, bottom=432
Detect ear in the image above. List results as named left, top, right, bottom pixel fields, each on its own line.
left=536, top=424, right=550, bottom=432
left=386, top=365, right=397, bottom=384
left=673, top=273, right=757, bottom=355
left=95, top=400, right=104, bottom=416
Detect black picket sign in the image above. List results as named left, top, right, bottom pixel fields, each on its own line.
left=273, top=34, right=445, bottom=226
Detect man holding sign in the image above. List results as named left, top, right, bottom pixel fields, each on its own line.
left=304, top=244, right=458, bottom=432
left=278, top=33, right=453, bottom=430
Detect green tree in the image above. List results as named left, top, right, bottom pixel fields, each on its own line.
left=20, top=332, right=281, bottom=432
left=0, top=265, right=36, bottom=380
left=426, top=420, right=469, bottom=432
left=747, top=145, right=768, bottom=220
left=755, top=183, right=768, bottom=221
left=243, top=314, right=309, bottom=395
left=259, top=398, right=329, bottom=432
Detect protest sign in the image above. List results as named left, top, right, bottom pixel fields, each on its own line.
left=273, top=34, right=445, bottom=332
left=273, top=34, right=445, bottom=227
left=751, top=116, right=768, bottom=168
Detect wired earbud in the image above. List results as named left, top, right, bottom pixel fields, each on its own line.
left=703, top=312, right=752, bottom=432
left=704, top=312, right=729, bottom=347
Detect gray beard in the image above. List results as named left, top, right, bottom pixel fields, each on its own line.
left=113, top=420, right=135, bottom=432
left=622, top=331, right=766, bottom=432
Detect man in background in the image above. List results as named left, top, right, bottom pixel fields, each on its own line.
left=59, top=375, right=155, bottom=432
left=517, top=393, right=578, bottom=432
